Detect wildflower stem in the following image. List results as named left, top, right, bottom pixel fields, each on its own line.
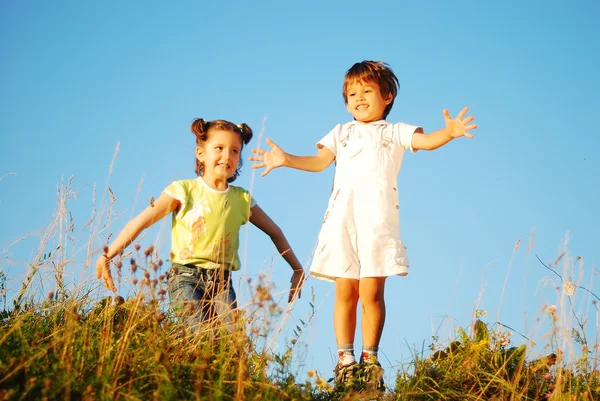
left=536, top=255, right=600, bottom=303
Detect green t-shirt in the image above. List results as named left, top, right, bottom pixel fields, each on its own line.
left=163, top=177, right=254, bottom=271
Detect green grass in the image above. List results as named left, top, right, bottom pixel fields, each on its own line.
left=1, top=178, right=598, bottom=400
left=2, top=282, right=599, bottom=400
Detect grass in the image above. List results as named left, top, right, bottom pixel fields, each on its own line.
left=1, top=178, right=599, bottom=400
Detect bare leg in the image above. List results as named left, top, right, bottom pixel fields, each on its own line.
left=359, top=277, right=386, bottom=348
left=334, top=278, right=360, bottom=346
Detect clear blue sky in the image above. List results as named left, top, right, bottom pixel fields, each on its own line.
left=1, top=0, right=599, bottom=381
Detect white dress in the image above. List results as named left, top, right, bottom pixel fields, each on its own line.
left=310, top=120, right=422, bottom=281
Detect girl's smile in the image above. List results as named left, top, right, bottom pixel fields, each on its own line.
left=196, top=129, right=242, bottom=189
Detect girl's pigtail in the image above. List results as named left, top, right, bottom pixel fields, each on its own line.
left=227, top=123, right=252, bottom=183
left=191, top=118, right=207, bottom=139
left=237, top=123, right=253, bottom=145
left=191, top=118, right=208, bottom=176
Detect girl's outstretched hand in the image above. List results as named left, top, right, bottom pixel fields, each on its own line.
left=249, top=138, right=286, bottom=177
left=96, top=255, right=117, bottom=293
left=444, top=107, right=478, bottom=139
left=289, top=269, right=305, bottom=303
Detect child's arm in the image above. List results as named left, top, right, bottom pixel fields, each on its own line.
left=96, top=193, right=180, bottom=292
left=249, top=204, right=305, bottom=302
left=250, top=138, right=335, bottom=177
left=412, top=107, right=478, bottom=151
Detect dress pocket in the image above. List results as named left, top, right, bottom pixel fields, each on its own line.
left=340, top=140, right=362, bottom=158
left=389, top=239, right=409, bottom=267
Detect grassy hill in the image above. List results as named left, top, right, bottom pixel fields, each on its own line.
left=1, top=179, right=598, bottom=400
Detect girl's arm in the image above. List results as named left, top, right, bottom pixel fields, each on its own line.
left=249, top=204, right=305, bottom=302
left=412, top=107, right=477, bottom=151
left=250, top=138, right=335, bottom=177
left=96, top=193, right=180, bottom=292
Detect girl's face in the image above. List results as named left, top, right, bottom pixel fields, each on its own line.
left=195, top=129, right=242, bottom=182
left=345, top=80, right=393, bottom=123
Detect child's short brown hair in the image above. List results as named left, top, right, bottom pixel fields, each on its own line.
left=343, top=61, right=399, bottom=119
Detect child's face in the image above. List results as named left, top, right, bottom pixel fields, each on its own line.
left=196, top=129, right=242, bottom=182
left=345, top=80, right=393, bottom=123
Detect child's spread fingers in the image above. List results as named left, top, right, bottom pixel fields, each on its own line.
left=251, top=148, right=265, bottom=155
left=457, top=107, right=469, bottom=119
left=252, top=162, right=265, bottom=169
left=463, top=115, right=475, bottom=124
left=265, top=138, right=281, bottom=150
left=465, top=123, right=478, bottom=131
left=442, top=109, right=451, bottom=120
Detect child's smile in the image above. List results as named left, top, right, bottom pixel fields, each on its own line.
left=345, top=80, right=392, bottom=123
left=196, top=129, right=242, bottom=188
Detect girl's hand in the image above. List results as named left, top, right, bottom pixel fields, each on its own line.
left=96, top=255, right=117, bottom=293
left=443, top=107, right=477, bottom=139
left=249, top=138, right=287, bottom=177
left=289, top=269, right=305, bottom=303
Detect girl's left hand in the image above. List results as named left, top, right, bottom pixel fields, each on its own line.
left=444, top=107, right=478, bottom=139
left=289, top=269, right=305, bottom=303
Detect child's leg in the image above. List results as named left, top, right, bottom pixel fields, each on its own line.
left=167, top=265, right=208, bottom=331
left=209, top=275, right=239, bottom=330
left=357, top=277, right=386, bottom=390
left=358, top=277, right=386, bottom=349
left=333, top=278, right=360, bottom=384
left=334, top=278, right=360, bottom=347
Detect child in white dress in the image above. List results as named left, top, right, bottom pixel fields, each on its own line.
left=250, top=61, right=477, bottom=389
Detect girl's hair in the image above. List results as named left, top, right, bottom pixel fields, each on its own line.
left=190, top=118, right=253, bottom=183
left=342, top=60, right=400, bottom=119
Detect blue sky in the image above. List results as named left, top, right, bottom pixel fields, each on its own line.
left=1, top=0, right=599, bottom=381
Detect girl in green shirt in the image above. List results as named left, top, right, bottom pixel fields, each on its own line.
left=96, top=118, right=305, bottom=328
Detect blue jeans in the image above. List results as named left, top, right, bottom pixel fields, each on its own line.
left=167, top=263, right=237, bottom=330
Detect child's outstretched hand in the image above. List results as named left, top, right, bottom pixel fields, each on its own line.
left=289, top=269, right=305, bottom=303
left=249, top=138, right=286, bottom=177
left=96, top=255, right=117, bottom=293
left=444, top=107, right=478, bottom=139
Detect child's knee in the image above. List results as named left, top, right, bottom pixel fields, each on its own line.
left=336, top=292, right=359, bottom=305
left=361, top=293, right=385, bottom=307
left=358, top=280, right=386, bottom=304
left=335, top=280, right=359, bottom=303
